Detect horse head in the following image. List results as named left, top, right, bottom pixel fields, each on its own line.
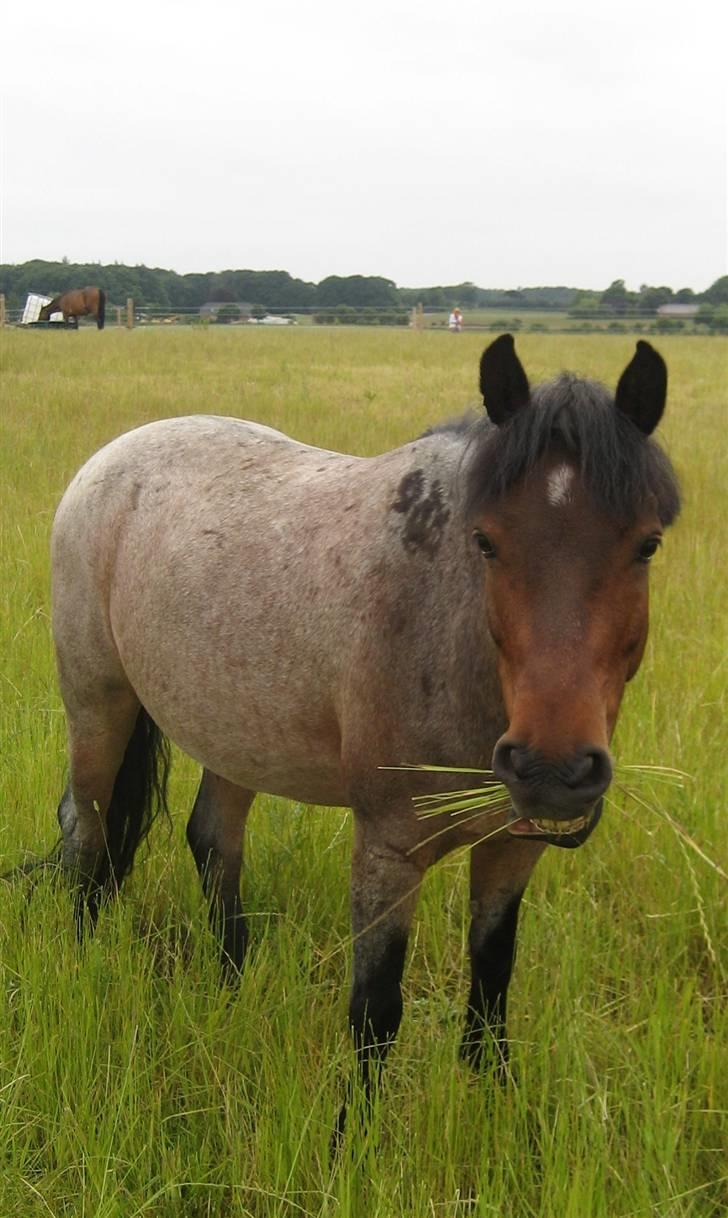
left=470, top=336, right=680, bottom=847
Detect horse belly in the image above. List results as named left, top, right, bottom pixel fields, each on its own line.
left=109, top=576, right=346, bottom=804
left=107, top=485, right=349, bottom=805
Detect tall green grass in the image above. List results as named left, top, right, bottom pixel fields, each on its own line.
left=0, top=328, right=725, bottom=1216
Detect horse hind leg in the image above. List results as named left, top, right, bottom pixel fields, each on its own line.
left=59, top=688, right=170, bottom=935
left=186, top=770, right=254, bottom=977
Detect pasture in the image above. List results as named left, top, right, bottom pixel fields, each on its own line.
left=0, top=327, right=725, bottom=1217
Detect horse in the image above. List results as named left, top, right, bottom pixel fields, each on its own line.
left=39, top=286, right=106, bottom=329
left=50, top=335, right=680, bottom=1130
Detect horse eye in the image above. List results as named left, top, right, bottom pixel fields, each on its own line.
left=474, top=531, right=497, bottom=559
left=637, top=537, right=661, bottom=564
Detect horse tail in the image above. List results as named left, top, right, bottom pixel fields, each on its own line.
left=106, top=707, right=171, bottom=884
left=96, top=288, right=106, bottom=330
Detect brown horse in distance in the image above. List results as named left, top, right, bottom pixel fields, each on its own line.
left=39, top=286, right=106, bottom=329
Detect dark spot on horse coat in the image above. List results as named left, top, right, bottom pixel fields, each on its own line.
left=421, top=671, right=432, bottom=699
left=130, top=483, right=142, bottom=510
left=392, top=469, right=425, bottom=514
left=392, top=471, right=451, bottom=558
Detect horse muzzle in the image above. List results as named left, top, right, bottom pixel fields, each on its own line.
left=493, top=739, right=612, bottom=849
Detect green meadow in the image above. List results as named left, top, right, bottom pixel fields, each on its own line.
left=0, top=327, right=725, bottom=1217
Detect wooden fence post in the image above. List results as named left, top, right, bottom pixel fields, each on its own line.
left=0, top=295, right=6, bottom=327
left=411, top=302, right=424, bottom=331
left=115, top=306, right=122, bottom=327
left=126, top=298, right=134, bottom=329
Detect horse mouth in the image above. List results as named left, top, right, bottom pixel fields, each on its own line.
left=506, top=799, right=603, bottom=849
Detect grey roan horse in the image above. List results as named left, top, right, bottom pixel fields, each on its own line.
left=51, top=335, right=680, bottom=1127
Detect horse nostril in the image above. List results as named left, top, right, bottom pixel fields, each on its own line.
left=492, top=738, right=528, bottom=784
left=568, top=747, right=612, bottom=795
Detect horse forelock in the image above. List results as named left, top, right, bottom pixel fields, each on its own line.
left=461, top=372, right=681, bottom=527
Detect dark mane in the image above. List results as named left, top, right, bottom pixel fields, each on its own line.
left=458, top=373, right=681, bottom=526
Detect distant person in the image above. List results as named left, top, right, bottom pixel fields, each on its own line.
left=448, top=307, right=463, bottom=332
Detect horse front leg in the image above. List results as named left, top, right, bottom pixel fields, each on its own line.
left=461, top=836, right=545, bottom=1075
left=336, top=816, right=424, bottom=1141
left=186, top=770, right=254, bottom=978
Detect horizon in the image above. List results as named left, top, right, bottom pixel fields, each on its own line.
left=1, top=256, right=721, bottom=297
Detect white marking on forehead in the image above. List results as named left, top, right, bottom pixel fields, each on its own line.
left=546, top=463, right=575, bottom=507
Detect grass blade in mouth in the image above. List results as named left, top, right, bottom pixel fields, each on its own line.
left=380, top=764, right=498, bottom=775
left=388, top=762, right=704, bottom=850
left=380, top=763, right=509, bottom=821
left=413, top=792, right=510, bottom=820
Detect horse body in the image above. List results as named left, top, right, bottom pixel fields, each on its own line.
left=49, top=336, right=680, bottom=1131
left=39, top=286, right=105, bottom=329
left=53, top=414, right=501, bottom=816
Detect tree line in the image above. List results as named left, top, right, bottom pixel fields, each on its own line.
left=1, top=260, right=726, bottom=320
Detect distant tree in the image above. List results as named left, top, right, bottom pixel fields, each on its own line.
left=399, top=286, right=448, bottom=307
left=695, top=303, right=714, bottom=326
left=600, top=279, right=633, bottom=314
left=674, top=287, right=695, bottom=303
left=447, top=282, right=479, bottom=307
left=251, top=303, right=267, bottom=320
left=315, top=275, right=398, bottom=308
left=568, top=291, right=601, bottom=317
left=703, top=276, right=728, bottom=304
left=518, top=286, right=580, bottom=309
left=637, top=285, right=674, bottom=312
left=713, top=305, right=728, bottom=332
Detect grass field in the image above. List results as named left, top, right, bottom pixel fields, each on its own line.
left=0, top=327, right=725, bottom=1217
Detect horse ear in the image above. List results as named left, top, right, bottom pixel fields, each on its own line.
left=615, top=341, right=667, bottom=435
left=480, top=334, right=530, bottom=425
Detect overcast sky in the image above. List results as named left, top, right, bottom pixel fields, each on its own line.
left=2, top=0, right=726, bottom=290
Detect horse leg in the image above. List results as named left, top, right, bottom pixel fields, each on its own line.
left=58, top=687, right=143, bottom=935
left=186, top=769, right=253, bottom=977
left=461, top=836, right=545, bottom=1075
left=336, top=816, right=424, bottom=1140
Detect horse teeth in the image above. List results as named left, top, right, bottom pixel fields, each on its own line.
left=532, top=815, right=586, bottom=834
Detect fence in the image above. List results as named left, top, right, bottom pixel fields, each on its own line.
left=0, top=293, right=716, bottom=335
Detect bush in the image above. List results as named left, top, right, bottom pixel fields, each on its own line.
left=216, top=304, right=241, bottom=325
left=709, top=305, right=728, bottom=333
